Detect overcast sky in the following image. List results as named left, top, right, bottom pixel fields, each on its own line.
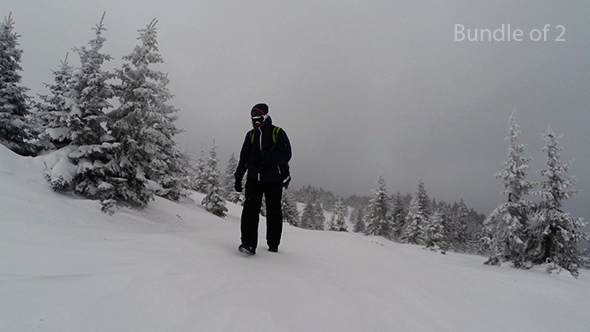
left=8, top=0, right=590, bottom=218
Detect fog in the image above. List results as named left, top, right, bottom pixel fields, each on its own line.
left=7, top=0, right=590, bottom=218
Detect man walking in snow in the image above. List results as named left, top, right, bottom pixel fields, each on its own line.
left=234, top=103, right=292, bottom=255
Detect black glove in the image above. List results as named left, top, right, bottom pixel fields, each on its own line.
left=235, top=178, right=243, bottom=192
left=283, top=175, right=291, bottom=189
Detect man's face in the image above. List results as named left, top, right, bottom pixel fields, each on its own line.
left=251, top=110, right=266, bottom=127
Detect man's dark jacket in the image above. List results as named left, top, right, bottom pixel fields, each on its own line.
left=234, top=117, right=292, bottom=183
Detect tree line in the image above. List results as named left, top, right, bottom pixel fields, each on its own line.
left=2, top=14, right=587, bottom=275
left=292, top=179, right=486, bottom=254
left=288, top=114, right=588, bottom=277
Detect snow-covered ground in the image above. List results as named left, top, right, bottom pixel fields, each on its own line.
left=1, top=145, right=589, bottom=332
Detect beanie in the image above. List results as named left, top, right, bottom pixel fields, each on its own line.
left=251, top=103, right=269, bottom=116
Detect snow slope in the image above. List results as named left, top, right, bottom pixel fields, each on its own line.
left=1, top=145, right=589, bottom=332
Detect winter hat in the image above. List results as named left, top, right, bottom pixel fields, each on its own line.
left=251, top=103, right=269, bottom=116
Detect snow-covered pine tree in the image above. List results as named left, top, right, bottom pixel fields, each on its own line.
left=352, top=205, right=366, bottom=233
left=321, top=193, right=336, bottom=213
left=391, top=192, right=408, bottom=239
left=0, top=13, right=35, bottom=156
left=449, top=199, right=471, bottom=252
left=299, top=200, right=316, bottom=230
left=402, top=179, right=430, bottom=244
left=191, top=149, right=209, bottom=193
left=299, top=198, right=324, bottom=230
left=293, top=185, right=337, bottom=213
left=328, top=197, right=348, bottom=232
left=282, top=190, right=300, bottom=226
left=313, top=201, right=326, bottom=230
left=177, top=150, right=194, bottom=194
left=365, top=175, right=392, bottom=238
left=423, top=211, right=447, bottom=254
left=200, top=140, right=227, bottom=217
left=36, top=53, right=75, bottom=149
left=177, top=148, right=196, bottom=192
left=483, top=114, right=533, bottom=266
left=44, top=14, right=123, bottom=212
left=68, top=13, right=114, bottom=147
left=222, top=153, right=241, bottom=204
left=110, top=19, right=186, bottom=202
left=530, top=128, right=589, bottom=277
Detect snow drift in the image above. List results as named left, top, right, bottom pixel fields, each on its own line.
left=1, top=145, right=589, bottom=332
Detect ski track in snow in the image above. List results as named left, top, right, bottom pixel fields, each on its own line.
left=1, top=145, right=589, bottom=332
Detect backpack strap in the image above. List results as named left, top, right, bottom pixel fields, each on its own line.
left=249, top=129, right=255, bottom=144
left=272, top=127, right=281, bottom=144
left=250, top=127, right=281, bottom=144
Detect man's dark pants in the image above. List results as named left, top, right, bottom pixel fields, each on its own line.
left=241, top=179, right=283, bottom=250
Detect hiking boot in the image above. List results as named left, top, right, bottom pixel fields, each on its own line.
left=238, top=244, right=256, bottom=255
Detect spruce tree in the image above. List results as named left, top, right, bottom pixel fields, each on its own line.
left=392, top=192, right=408, bottom=239
left=222, top=153, right=241, bottom=204
left=313, top=201, right=326, bottom=230
left=299, top=200, right=316, bottom=230
left=352, top=205, right=366, bottom=233
left=0, top=13, right=34, bottom=156
left=483, top=114, right=533, bottom=266
left=45, top=13, right=122, bottom=211
left=531, top=128, right=588, bottom=277
left=282, top=190, right=300, bottom=226
left=111, top=19, right=186, bottom=202
left=201, top=141, right=227, bottom=217
left=365, top=175, right=392, bottom=237
left=402, top=180, right=430, bottom=244
left=328, top=197, right=348, bottom=232
left=451, top=200, right=471, bottom=252
left=36, top=54, right=75, bottom=149
left=68, top=13, right=114, bottom=147
left=423, top=211, right=447, bottom=253
left=192, top=149, right=209, bottom=193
